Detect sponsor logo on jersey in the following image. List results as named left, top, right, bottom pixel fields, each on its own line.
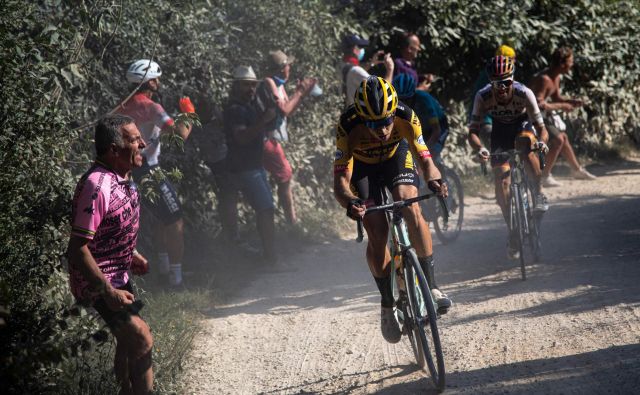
left=490, top=109, right=523, bottom=117
left=417, top=135, right=426, bottom=146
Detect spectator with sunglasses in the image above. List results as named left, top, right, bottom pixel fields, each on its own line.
left=67, top=114, right=154, bottom=394
left=468, top=56, right=550, bottom=260
left=333, top=76, right=451, bottom=344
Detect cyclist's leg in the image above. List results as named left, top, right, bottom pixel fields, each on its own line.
left=352, top=160, right=400, bottom=342
left=155, top=177, right=185, bottom=285
left=490, top=121, right=515, bottom=226
left=517, top=124, right=548, bottom=211
left=516, top=126, right=542, bottom=192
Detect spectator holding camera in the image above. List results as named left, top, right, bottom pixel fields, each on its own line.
left=339, top=33, right=394, bottom=106
left=261, top=50, right=317, bottom=225
left=392, top=32, right=421, bottom=82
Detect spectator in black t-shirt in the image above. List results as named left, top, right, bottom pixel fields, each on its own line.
left=220, top=66, right=278, bottom=263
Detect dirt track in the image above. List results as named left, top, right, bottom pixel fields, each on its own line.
left=184, top=157, right=640, bottom=394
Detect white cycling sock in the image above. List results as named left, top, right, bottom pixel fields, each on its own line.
left=158, top=252, right=170, bottom=274
left=170, top=263, right=182, bottom=286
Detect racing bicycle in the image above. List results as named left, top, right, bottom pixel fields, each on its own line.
left=482, top=148, right=545, bottom=280
left=356, top=192, right=448, bottom=392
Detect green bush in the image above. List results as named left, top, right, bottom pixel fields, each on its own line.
left=347, top=0, right=640, bottom=167
left=2, top=0, right=639, bottom=393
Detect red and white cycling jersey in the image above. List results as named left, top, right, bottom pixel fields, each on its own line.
left=118, top=93, right=174, bottom=166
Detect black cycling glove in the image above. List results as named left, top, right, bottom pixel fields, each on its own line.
left=346, top=198, right=365, bottom=220
left=427, top=179, right=445, bottom=193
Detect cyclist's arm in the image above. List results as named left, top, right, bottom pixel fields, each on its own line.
left=151, top=100, right=193, bottom=141
left=333, top=170, right=357, bottom=208
left=467, top=92, right=487, bottom=151
left=333, top=124, right=357, bottom=208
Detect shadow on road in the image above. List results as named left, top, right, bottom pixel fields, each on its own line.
left=367, top=343, right=640, bottom=395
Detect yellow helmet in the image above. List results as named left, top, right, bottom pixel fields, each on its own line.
left=496, top=44, right=516, bottom=58
left=354, top=76, right=398, bottom=121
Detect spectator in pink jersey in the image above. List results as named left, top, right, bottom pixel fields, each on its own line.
left=67, top=114, right=153, bottom=394
left=261, top=50, right=316, bottom=224
left=118, top=59, right=195, bottom=286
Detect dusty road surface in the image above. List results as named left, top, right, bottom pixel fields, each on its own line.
left=184, top=158, right=640, bottom=394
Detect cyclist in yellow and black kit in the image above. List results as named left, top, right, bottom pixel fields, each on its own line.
left=333, top=76, right=451, bottom=344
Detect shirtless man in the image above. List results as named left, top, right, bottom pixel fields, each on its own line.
left=529, top=47, right=596, bottom=186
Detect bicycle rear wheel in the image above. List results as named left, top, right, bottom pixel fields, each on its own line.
left=433, top=168, right=464, bottom=244
left=403, top=248, right=445, bottom=391
left=512, top=185, right=527, bottom=280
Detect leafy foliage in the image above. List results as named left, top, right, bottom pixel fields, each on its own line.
left=1, top=0, right=638, bottom=393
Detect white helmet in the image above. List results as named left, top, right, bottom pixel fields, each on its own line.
left=126, top=59, right=162, bottom=83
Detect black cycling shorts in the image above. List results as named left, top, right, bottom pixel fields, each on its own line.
left=133, top=163, right=183, bottom=225
left=490, top=117, right=538, bottom=168
left=93, top=282, right=143, bottom=330
left=350, top=140, right=420, bottom=206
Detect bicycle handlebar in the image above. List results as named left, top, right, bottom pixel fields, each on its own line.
left=355, top=193, right=449, bottom=243
left=480, top=147, right=546, bottom=175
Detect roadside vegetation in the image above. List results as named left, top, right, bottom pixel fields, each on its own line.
left=1, top=0, right=639, bottom=393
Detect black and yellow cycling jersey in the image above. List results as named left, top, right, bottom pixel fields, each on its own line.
left=334, top=101, right=431, bottom=174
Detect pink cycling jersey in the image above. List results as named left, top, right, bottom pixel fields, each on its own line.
left=69, top=162, right=140, bottom=303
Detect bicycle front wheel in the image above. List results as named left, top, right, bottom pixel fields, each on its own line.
left=403, top=248, right=446, bottom=391
left=433, top=168, right=464, bottom=244
left=512, top=185, right=527, bottom=280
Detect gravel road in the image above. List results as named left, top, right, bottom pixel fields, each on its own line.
left=184, top=158, right=640, bottom=394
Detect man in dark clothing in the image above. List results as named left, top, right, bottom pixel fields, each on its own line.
left=220, top=66, right=277, bottom=263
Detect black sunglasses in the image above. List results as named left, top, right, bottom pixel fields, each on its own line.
left=491, top=79, right=513, bottom=89
left=364, top=116, right=394, bottom=129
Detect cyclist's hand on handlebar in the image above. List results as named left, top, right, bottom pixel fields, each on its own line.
left=533, top=141, right=549, bottom=154
left=428, top=179, right=448, bottom=198
left=346, top=198, right=366, bottom=221
left=477, top=147, right=490, bottom=162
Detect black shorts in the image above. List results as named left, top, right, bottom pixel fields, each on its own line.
left=490, top=118, right=538, bottom=168
left=351, top=140, right=420, bottom=206
left=132, top=163, right=183, bottom=225
left=93, top=282, right=143, bottom=330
